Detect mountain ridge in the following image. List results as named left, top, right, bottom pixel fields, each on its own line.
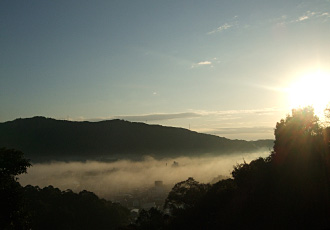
left=0, top=116, right=273, bottom=162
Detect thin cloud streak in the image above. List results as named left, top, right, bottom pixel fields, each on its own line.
left=209, top=126, right=274, bottom=135
left=192, top=107, right=283, bottom=116
left=280, top=10, right=330, bottom=24
left=262, top=10, right=329, bottom=28
left=60, top=108, right=283, bottom=123
left=208, top=23, right=232, bottom=34
left=113, top=112, right=202, bottom=122
left=61, top=112, right=202, bottom=122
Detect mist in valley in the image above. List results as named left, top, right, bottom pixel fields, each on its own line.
left=19, top=151, right=270, bottom=199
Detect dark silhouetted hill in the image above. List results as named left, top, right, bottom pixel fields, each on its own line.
left=0, top=116, right=273, bottom=162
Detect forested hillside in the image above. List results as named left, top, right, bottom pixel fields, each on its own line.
left=0, top=117, right=272, bottom=162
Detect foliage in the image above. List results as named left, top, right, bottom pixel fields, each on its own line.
left=1, top=147, right=130, bottom=230
left=0, top=147, right=31, bottom=178
left=272, top=106, right=323, bottom=164
left=24, top=185, right=130, bottom=230
left=164, top=177, right=210, bottom=215
left=0, top=148, right=31, bottom=229
left=135, top=208, right=166, bottom=230
left=325, top=103, right=330, bottom=125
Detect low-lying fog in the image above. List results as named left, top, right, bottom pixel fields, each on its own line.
left=19, top=151, right=270, bottom=199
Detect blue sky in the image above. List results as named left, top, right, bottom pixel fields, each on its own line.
left=1, top=0, right=330, bottom=140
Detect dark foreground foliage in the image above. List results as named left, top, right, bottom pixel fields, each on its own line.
left=23, top=185, right=130, bottom=230
left=0, top=148, right=130, bottom=230
left=0, top=148, right=31, bottom=229
left=132, top=107, right=330, bottom=230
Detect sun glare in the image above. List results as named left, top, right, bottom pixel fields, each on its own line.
left=288, top=70, right=330, bottom=118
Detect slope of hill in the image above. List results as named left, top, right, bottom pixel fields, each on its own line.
left=0, top=117, right=273, bottom=162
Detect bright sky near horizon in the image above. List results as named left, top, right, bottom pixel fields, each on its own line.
left=1, top=0, right=330, bottom=140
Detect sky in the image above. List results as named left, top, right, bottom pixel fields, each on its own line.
left=1, top=0, right=330, bottom=140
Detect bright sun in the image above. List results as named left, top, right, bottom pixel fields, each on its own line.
left=288, top=70, right=330, bottom=118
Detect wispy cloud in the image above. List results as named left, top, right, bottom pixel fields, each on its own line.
left=191, top=60, right=214, bottom=68
left=192, top=107, right=283, bottom=116
left=59, top=113, right=201, bottom=123
left=210, top=126, right=274, bottom=135
left=198, top=61, right=212, bottom=65
left=113, top=112, right=202, bottom=122
left=207, top=16, right=239, bottom=35
left=289, top=11, right=329, bottom=24
left=271, top=10, right=330, bottom=28
left=295, top=11, right=316, bottom=22
left=187, top=108, right=284, bottom=140
left=61, top=108, right=283, bottom=123
left=208, top=23, right=232, bottom=34
left=319, top=12, right=329, bottom=17
left=297, top=15, right=309, bottom=21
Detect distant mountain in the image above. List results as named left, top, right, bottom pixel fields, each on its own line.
left=0, top=117, right=273, bottom=162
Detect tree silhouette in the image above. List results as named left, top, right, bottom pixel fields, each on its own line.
left=0, top=148, right=31, bottom=229
left=164, top=177, right=210, bottom=216
left=135, top=208, right=165, bottom=230
left=0, top=147, right=31, bottom=178
left=270, top=107, right=330, bottom=228
left=272, top=106, right=322, bottom=164
left=0, top=148, right=131, bottom=229
left=24, top=186, right=130, bottom=230
left=325, top=103, right=330, bottom=126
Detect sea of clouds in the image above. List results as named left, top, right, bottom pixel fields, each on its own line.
left=19, top=151, right=270, bottom=199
